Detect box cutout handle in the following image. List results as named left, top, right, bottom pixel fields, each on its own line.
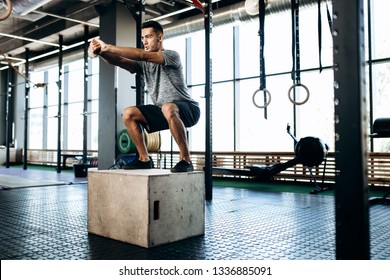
left=153, top=201, right=160, bottom=220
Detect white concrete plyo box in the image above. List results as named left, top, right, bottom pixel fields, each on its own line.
left=87, top=168, right=205, bottom=248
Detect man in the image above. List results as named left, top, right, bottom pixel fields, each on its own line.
left=89, top=20, right=200, bottom=172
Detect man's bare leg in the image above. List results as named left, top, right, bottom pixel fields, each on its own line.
left=161, top=103, right=191, bottom=163
left=121, top=106, right=150, bottom=162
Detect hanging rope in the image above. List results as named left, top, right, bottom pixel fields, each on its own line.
left=288, top=0, right=310, bottom=105
left=252, top=0, right=271, bottom=112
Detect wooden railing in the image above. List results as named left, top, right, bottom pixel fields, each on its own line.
left=155, top=151, right=390, bottom=187
left=155, top=151, right=335, bottom=183
left=25, top=149, right=98, bottom=167
left=25, top=149, right=390, bottom=187
left=368, top=153, right=390, bottom=186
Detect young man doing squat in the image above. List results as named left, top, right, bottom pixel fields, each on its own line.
left=89, top=20, right=200, bottom=172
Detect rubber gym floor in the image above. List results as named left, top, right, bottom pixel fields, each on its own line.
left=0, top=165, right=389, bottom=260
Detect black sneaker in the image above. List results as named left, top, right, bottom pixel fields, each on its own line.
left=171, top=160, right=194, bottom=173
left=123, top=158, right=153, bottom=170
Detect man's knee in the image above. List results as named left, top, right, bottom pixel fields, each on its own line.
left=122, top=106, right=141, bottom=123
left=161, top=103, right=179, bottom=120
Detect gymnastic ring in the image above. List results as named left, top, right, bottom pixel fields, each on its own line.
left=252, top=88, right=271, bottom=109
left=0, top=0, right=12, bottom=21
left=288, top=83, right=310, bottom=105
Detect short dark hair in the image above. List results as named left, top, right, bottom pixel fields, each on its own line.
left=141, top=20, right=163, bottom=35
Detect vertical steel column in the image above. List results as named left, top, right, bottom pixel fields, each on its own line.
left=5, top=67, right=13, bottom=168
left=205, top=0, right=213, bottom=201
left=83, top=26, right=89, bottom=164
left=185, top=37, right=192, bottom=87
left=367, top=0, right=374, bottom=152
left=135, top=1, right=145, bottom=106
left=23, top=49, right=30, bottom=170
left=56, top=36, right=63, bottom=173
left=62, top=66, right=69, bottom=149
left=43, top=72, right=48, bottom=149
left=185, top=37, right=193, bottom=167
left=333, top=0, right=370, bottom=259
left=233, top=26, right=240, bottom=151
left=123, top=0, right=145, bottom=106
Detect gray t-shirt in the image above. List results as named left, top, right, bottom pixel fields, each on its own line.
left=136, top=50, right=198, bottom=108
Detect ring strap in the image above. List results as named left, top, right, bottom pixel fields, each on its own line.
left=259, top=0, right=266, bottom=90
left=317, top=0, right=333, bottom=73
left=259, top=0, right=268, bottom=118
left=317, top=0, right=323, bottom=73
left=291, top=0, right=300, bottom=84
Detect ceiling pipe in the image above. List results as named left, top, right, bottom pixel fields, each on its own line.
left=12, top=0, right=52, bottom=16
left=0, top=32, right=61, bottom=47
left=163, top=0, right=330, bottom=38
left=32, top=10, right=100, bottom=27
left=152, top=6, right=194, bottom=21
left=0, top=38, right=94, bottom=71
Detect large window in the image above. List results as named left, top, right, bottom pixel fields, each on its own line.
left=46, top=67, right=60, bottom=150
left=371, top=0, right=390, bottom=59
left=162, top=2, right=336, bottom=153
left=370, top=0, right=390, bottom=152
left=66, top=61, right=84, bottom=150
left=28, top=71, right=45, bottom=149
left=27, top=55, right=99, bottom=152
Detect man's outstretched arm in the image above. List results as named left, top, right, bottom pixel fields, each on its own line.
left=89, top=38, right=142, bottom=73
left=89, top=38, right=164, bottom=70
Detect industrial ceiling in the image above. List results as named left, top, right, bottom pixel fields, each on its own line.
left=0, top=0, right=245, bottom=66
left=0, top=0, right=323, bottom=67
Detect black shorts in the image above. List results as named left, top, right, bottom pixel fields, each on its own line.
left=137, top=101, right=200, bottom=133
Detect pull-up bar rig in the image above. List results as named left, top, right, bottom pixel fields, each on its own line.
left=194, top=0, right=213, bottom=201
